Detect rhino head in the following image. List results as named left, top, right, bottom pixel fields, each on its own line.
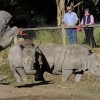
left=81, top=49, right=100, bottom=77
left=20, top=44, right=38, bottom=75
left=88, top=53, right=100, bottom=77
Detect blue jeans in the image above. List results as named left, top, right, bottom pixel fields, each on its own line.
left=66, top=29, right=77, bottom=44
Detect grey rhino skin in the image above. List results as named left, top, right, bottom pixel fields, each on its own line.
left=8, top=41, right=43, bottom=82
left=36, top=44, right=100, bottom=82
left=61, top=46, right=100, bottom=82
left=0, top=11, right=19, bottom=50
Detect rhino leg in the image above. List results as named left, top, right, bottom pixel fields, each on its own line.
left=52, top=69, right=62, bottom=75
left=75, top=74, right=82, bottom=82
left=12, top=70, right=22, bottom=83
left=16, top=67, right=28, bottom=82
left=35, top=73, right=45, bottom=81
left=10, top=64, right=22, bottom=82
left=35, top=66, right=45, bottom=81
left=62, top=69, right=73, bottom=83
left=74, top=70, right=84, bottom=82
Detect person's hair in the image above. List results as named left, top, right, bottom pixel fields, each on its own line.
left=66, top=6, right=72, bottom=9
left=85, top=8, right=90, bottom=12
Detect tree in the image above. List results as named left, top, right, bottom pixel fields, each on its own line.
left=56, top=0, right=65, bottom=26
left=0, top=0, right=100, bottom=26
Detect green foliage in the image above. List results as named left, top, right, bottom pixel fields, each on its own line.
left=29, top=15, right=47, bottom=27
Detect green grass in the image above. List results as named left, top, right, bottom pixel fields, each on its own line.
left=88, top=88, right=100, bottom=94
left=32, top=27, right=100, bottom=45
left=33, top=30, right=62, bottom=44
left=0, top=27, right=100, bottom=83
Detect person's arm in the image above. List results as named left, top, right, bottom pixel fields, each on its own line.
left=63, top=21, right=68, bottom=27
left=63, top=14, right=69, bottom=27
left=89, top=15, right=94, bottom=25
left=73, top=20, right=78, bottom=26
left=80, top=19, right=83, bottom=25
left=72, top=13, right=78, bottom=26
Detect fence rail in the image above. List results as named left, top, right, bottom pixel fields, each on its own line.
left=14, top=24, right=100, bottom=45
left=22, top=24, right=100, bottom=31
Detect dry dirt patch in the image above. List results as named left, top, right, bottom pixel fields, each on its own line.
left=0, top=73, right=100, bottom=100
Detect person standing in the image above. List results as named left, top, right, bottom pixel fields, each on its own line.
left=80, top=8, right=96, bottom=48
left=63, top=6, right=78, bottom=44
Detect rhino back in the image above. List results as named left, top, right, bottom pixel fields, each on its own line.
left=40, top=44, right=90, bottom=70
left=40, top=44, right=62, bottom=68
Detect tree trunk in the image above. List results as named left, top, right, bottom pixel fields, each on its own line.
left=56, top=0, right=65, bottom=26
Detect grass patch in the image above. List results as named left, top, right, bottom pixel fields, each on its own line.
left=0, top=46, right=16, bottom=83
left=88, top=87, right=100, bottom=94
left=32, top=27, right=100, bottom=45
left=33, top=30, right=62, bottom=44
left=0, top=27, right=100, bottom=84
left=0, top=62, right=15, bottom=83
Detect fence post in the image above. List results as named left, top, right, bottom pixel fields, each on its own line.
left=61, top=23, right=66, bottom=45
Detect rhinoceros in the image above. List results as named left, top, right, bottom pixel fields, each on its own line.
left=35, top=44, right=100, bottom=82
left=8, top=41, right=43, bottom=82
left=61, top=47, right=100, bottom=82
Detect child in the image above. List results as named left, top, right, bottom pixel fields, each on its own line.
left=80, top=8, right=96, bottom=48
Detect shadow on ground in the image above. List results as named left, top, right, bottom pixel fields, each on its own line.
left=0, top=82, right=11, bottom=85
left=15, top=81, right=52, bottom=88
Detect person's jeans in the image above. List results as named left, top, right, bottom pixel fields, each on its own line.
left=66, top=28, right=77, bottom=44
left=84, top=27, right=96, bottom=47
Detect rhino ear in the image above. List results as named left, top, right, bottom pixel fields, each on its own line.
left=20, top=44, right=25, bottom=50
left=88, top=49, right=93, bottom=55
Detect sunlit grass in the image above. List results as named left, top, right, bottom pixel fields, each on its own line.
left=33, top=30, right=62, bottom=44
left=32, top=27, right=100, bottom=45
left=0, top=27, right=100, bottom=84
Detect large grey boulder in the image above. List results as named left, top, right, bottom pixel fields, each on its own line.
left=0, top=11, right=19, bottom=50
left=0, top=11, right=12, bottom=37
left=0, top=26, right=19, bottom=48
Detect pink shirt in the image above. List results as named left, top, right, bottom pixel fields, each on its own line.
left=81, top=15, right=94, bottom=25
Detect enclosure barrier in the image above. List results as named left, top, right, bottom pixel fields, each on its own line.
left=14, top=24, right=100, bottom=45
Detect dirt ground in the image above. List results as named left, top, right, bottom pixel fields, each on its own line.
left=0, top=48, right=100, bottom=100
left=0, top=72, right=100, bottom=100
